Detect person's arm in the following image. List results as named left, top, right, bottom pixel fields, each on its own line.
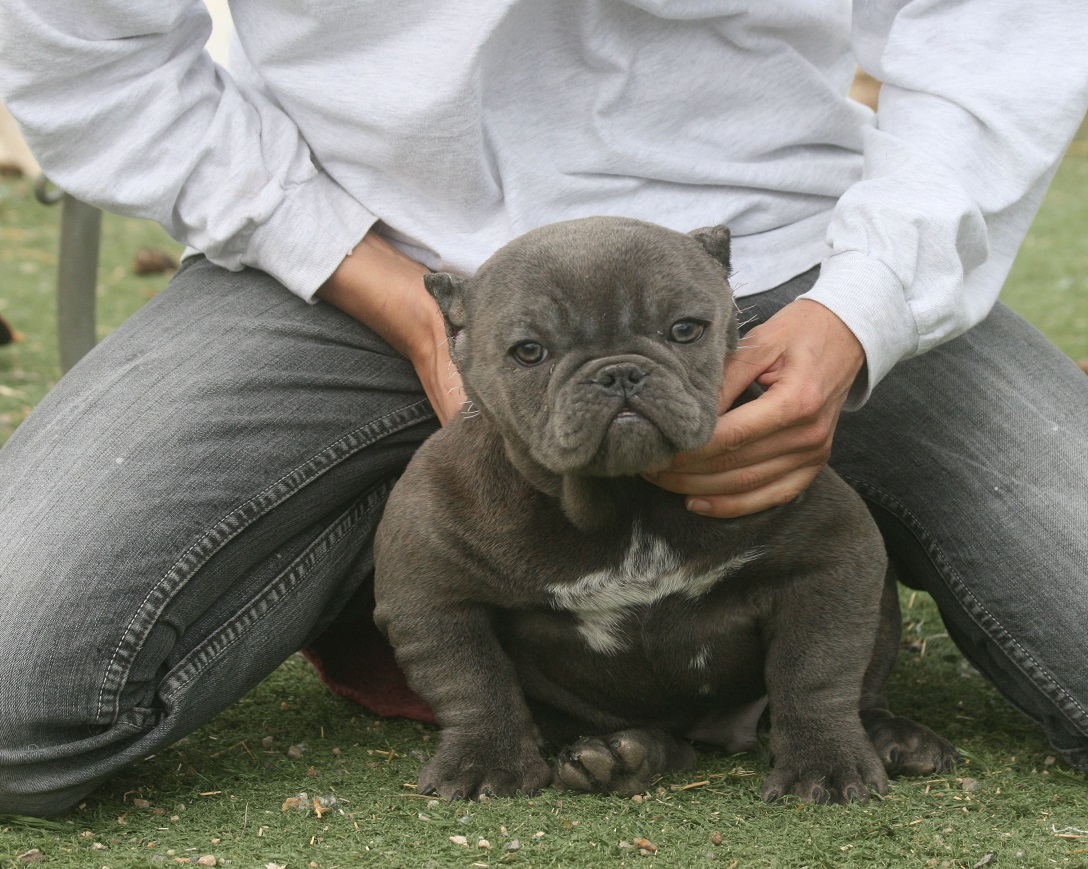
left=650, top=0, right=1088, bottom=518
left=0, top=0, right=373, bottom=300
left=0, top=1, right=467, bottom=422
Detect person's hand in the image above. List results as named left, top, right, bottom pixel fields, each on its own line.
left=645, top=299, right=865, bottom=517
left=317, top=231, right=465, bottom=425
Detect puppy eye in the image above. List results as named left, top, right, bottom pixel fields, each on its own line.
left=668, top=319, right=707, bottom=344
left=510, top=341, right=549, bottom=366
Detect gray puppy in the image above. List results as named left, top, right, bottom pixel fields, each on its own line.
left=374, top=216, right=957, bottom=804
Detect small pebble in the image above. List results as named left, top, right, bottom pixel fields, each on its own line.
left=16, top=849, right=43, bottom=865
left=196, top=856, right=217, bottom=867
left=710, top=831, right=724, bottom=846
left=133, top=798, right=151, bottom=809
left=477, top=839, right=491, bottom=850
left=505, top=840, right=521, bottom=852
left=449, top=835, right=469, bottom=847
left=287, top=743, right=306, bottom=761
left=261, top=736, right=275, bottom=748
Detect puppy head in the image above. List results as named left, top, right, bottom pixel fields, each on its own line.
left=427, top=217, right=736, bottom=478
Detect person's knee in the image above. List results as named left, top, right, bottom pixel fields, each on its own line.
left=0, top=575, right=146, bottom=816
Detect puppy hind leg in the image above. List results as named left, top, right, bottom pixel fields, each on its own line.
left=554, top=728, right=696, bottom=796
left=861, top=565, right=960, bottom=776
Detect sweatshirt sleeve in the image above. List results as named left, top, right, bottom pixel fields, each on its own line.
left=0, top=0, right=377, bottom=300
left=800, top=0, right=1088, bottom=408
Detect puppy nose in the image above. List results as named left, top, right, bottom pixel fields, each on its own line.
left=593, top=362, right=646, bottom=397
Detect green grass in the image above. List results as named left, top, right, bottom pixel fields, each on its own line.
left=2, top=595, right=1087, bottom=868
left=1, top=142, right=1087, bottom=867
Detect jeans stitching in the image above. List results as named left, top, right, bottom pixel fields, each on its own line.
left=840, top=472, right=1088, bottom=734
left=95, top=397, right=433, bottom=722
left=160, top=478, right=393, bottom=698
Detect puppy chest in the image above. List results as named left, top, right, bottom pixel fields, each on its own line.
left=543, top=521, right=764, bottom=656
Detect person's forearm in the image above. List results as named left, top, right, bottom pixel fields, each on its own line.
left=820, top=0, right=1088, bottom=404
left=317, top=233, right=464, bottom=425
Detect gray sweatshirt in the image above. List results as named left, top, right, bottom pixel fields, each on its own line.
left=2, top=1, right=1085, bottom=403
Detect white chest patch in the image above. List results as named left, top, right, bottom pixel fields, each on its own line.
left=547, top=521, right=763, bottom=654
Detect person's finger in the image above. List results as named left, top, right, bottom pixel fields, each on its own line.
left=717, top=333, right=775, bottom=413
left=669, top=381, right=831, bottom=472
left=649, top=450, right=819, bottom=498
left=683, top=465, right=824, bottom=519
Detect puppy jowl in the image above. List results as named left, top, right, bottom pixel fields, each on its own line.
left=374, top=216, right=957, bottom=804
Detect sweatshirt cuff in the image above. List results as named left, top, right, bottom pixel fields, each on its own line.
left=245, top=171, right=379, bottom=302
left=799, top=250, right=919, bottom=409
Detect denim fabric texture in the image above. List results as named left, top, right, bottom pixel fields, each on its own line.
left=0, top=258, right=438, bottom=814
left=0, top=259, right=1085, bottom=816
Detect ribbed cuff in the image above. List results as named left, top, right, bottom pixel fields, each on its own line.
left=800, top=250, right=919, bottom=409
left=245, top=171, right=379, bottom=302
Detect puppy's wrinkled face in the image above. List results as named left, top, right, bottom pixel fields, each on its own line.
left=428, top=217, right=736, bottom=478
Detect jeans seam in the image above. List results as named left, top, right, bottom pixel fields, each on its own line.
left=840, top=472, right=1088, bottom=735
left=95, top=397, right=433, bottom=723
left=160, top=477, right=393, bottom=699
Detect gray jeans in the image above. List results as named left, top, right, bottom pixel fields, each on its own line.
left=1, top=258, right=1085, bottom=815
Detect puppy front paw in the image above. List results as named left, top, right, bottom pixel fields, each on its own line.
left=761, top=745, right=889, bottom=805
left=862, top=712, right=960, bottom=777
left=554, top=728, right=696, bottom=796
left=417, top=741, right=552, bottom=801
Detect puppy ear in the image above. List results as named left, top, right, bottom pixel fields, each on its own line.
left=423, top=272, right=467, bottom=334
left=689, top=225, right=731, bottom=273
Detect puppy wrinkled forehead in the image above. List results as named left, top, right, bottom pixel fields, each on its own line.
left=471, top=218, right=729, bottom=335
